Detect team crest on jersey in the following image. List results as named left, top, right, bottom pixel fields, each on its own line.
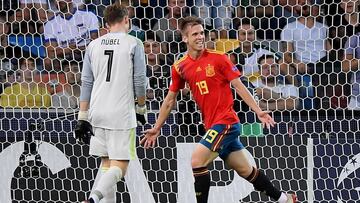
left=205, top=64, right=215, bottom=77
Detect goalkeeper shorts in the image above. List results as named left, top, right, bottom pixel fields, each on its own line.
left=89, top=127, right=136, bottom=160
left=199, top=123, right=244, bottom=160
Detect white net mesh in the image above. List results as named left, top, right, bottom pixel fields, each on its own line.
left=0, top=0, right=360, bottom=202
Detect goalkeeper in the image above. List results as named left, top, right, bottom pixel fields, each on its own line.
left=74, top=2, right=147, bottom=203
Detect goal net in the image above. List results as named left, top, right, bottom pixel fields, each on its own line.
left=0, top=0, right=360, bottom=202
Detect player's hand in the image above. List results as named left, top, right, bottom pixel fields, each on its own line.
left=140, top=128, right=160, bottom=149
left=257, top=111, right=276, bottom=129
left=136, top=104, right=147, bottom=126
left=74, top=120, right=94, bottom=144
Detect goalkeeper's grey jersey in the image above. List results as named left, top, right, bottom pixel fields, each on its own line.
left=80, top=32, right=146, bottom=129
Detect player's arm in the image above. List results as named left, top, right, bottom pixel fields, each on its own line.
left=79, top=49, right=94, bottom=111
left=74, top=49, right=94, bottom=144
left=133, top=39, right=147, bottom=125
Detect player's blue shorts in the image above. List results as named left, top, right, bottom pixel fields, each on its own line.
left=199, top=123, right=244, bottom=160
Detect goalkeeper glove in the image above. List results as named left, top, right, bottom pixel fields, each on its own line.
left=136, top=104, right=147, bottom=126
left=74, top=111, right=94, bottom=144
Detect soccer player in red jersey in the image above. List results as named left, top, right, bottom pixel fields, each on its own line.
left=141, top=16, right=296, bottom=203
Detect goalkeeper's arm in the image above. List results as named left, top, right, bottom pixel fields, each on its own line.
left=133, top=38, right=147, bottom=125
left=75, top=50, right=94, bottom=144
left=79, top=49, right=94, bottom=108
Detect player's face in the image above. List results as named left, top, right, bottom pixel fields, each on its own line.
left=238, top=24, right=255, bottom=47
left=184, top=24, right=205, bottom=52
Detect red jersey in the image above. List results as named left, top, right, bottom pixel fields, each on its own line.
left=169, top=49, right=241, bottom=130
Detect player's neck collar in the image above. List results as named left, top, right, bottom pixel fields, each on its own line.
left=188, top=49, right=206, bottom=61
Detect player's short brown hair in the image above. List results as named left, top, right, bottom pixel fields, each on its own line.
left=179, top=16, right=203, bottom=35
left=103, top=1, right=129, bottom=26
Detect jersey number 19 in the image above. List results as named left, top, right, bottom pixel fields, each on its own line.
left=196, top=80, right=209, bottom=95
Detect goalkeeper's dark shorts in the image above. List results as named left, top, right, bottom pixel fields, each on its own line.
left=199, top=123, right=244, bottom=160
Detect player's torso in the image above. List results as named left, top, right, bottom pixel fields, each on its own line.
left=87, top=33, right=138, bottom=129
left=181, top=55, right=225, bottom=101
left=89, top=33, right=136, bottom=92
left=178, top=51, right=237, bottom=128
